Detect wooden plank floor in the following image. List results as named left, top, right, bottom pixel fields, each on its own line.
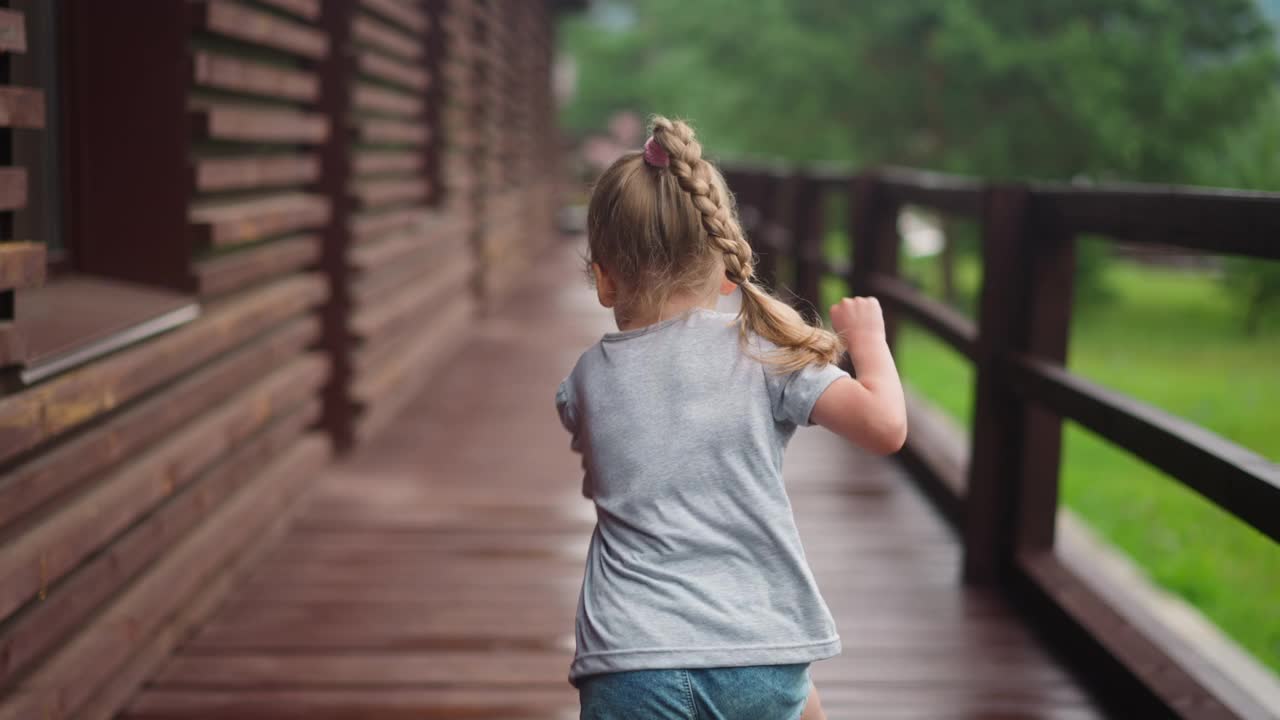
left=122, top=243, right=1106, bottom=719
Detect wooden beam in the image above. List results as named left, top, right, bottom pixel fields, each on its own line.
left=0, top=168, right=27, bottom=211
left=189, top=193, right=330, bottom=247
left=0, top=86, right=44, bottom=128
left=0, top=317, right=319, bottom=532
left=192, top=51, right=320, bottom=102
left=196, top=0, right=328, bottom=59
left=195, top=235, right=321, bottom=299
left=0, top=9, right=28, bottom=53
left=0, top=355, right=328, bottom=623
left=1008, top=352, right=1280, bottom=543
left=0, top=273, right=325, bottom=463
left=360, top=0, right=430, bottom=32
left=356, top=49, right=430, bottom=91
left=0, top=241, right=45, bottom=291
left=352, top=83, right=424, bottom=117
left=192, top=105, right=328, bottom=145
left=192, top=154, right=321, bottom=193
left=0, top=435, right=330, bottom=720
left=353, top=14, right=423, bottom=60
left=0, top=398, right=320, bottom=690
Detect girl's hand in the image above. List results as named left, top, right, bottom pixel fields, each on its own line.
left=830, top=296, right=885, bottom=342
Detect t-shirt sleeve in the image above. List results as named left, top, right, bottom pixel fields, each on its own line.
left=767, top=362, right=850, bottom=427
left=556, top=376, right=593, bottom=498
left=555, top=377, right=577, bottom=436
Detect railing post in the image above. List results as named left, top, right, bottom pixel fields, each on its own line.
left=789, top=174, right=823, bottom=321
left=849, top=172, right=901, bottom=351
left=964, top=185, right=1075, bottom=582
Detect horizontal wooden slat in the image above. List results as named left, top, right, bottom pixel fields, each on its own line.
left=0, top=273, right=325, bottom=464
left=360, top=0, right=429, bottom=33
left=0, top=397, right=320, bottom=692
left=193, top=153, right=321, bottom=192
left=193, top=105, right=328, bottom=144
left=0, top=354, right=327, bottom=625
left=190, top=193, right=330, bottom=247
left=0, top=9, right=26, bottom=53
left=350, top=258, right=470, bottom=345
left=74, top=481, right=314, bottom=720
left=350, top=177, right=429, bottom=209
left=352, top=149, right=425, bottom=175
left=352, top=237, right=470, bottom=309
left=196, top=234, right=320, bottom=298
left=1007, top=353, right=1280, bottom=543
left=356, top=49, right=429, bottom=91
left=192, top=51, right=319, bottom=102
left=0, top=167, right=27, bottom=211
left=353, top=13, right=423, bottom=60
left=0, top=434, right=330, bottom=720
left=352, top=293, right=473, bottom=395
left=354, top=295, right=472, bottom=414
left=0, top=241, right=45, bottom=291
left=349, top=206, right=433, bottom=243
left=1017, top=551, right=1238, bottom=719
left=0, top=86, right=44, bottom=128
left=198, top=0, right=328, bottom=59
left=350, top=225, right=464, bottom=278
left=1028, top=184, right=1280, bottom=259
left=254, top=0, right=322, bottom=20
left=868, top=273, right=977, bottom=360
left=352, top=83, right=424, bottom=117
left=0, top=323, right=25, bottom=367
left=356, top=117, right=429, bottom=145
left=0, top=317, right=318, bottom=532
left=876, top=167, right=985, bottom=217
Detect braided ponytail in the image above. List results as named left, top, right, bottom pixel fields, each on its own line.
left=649, top=116, right=844, bottom=373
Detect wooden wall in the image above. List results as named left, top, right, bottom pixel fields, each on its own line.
left=0, top=1, right=562, bottom=718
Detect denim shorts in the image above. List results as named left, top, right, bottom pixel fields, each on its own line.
left=578, top=664, right=810, bottom=719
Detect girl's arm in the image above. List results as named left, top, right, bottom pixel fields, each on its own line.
left=810, top=297, right=907, bottom=455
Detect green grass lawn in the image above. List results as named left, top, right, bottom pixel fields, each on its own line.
left=847, top=254, right=1280, bottom=673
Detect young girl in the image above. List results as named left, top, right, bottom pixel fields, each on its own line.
left=556, top=116, right=907, bottom=719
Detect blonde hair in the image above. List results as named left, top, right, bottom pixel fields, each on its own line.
left=586, top=115, right=844, bottom=373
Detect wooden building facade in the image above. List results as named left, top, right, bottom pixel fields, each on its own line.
left=0, top=1, right=562, bottom=718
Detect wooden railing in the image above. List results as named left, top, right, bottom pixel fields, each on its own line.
left=724, top=164, right=1280, bottom=718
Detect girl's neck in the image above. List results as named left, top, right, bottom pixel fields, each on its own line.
left=615, top=290, right=717, bottom=331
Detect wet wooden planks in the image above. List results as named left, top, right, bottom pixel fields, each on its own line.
left=123, top=243, right=1103, bottom=719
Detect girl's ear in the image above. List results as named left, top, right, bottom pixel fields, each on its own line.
left=592, top=262, right=616, bottom=308
left=718, top=276, right=738, bottom=296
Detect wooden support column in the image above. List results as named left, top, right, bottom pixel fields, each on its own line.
left=849, top=172, right=902, bottom=350
left=318, top=0, right=356, bottom=452
left=423, top=0, right=446, bottom=207
left=963, top=186, right=1075, bottom=582
left=789, top=174, right=823, bottom=321
left=752, top=171, right=784, bottom=292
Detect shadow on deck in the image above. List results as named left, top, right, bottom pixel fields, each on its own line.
left=121, top=242, right=1105, bottom=720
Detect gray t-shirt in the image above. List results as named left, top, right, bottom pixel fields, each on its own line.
left=556, top=307, right=847, bottom=682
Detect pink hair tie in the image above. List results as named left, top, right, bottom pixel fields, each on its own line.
left=643, top=136, right=670, bottom=168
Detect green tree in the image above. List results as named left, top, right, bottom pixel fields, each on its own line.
left=560, top=0, right=1278, bottom=306
left=561, top=0, right=1277, bottom=181
left=1193, top=90, right=1280, bottom=334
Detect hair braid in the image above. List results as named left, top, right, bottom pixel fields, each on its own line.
left=648, top=115, right=845, bottom=373
left=651, top=117, right=753, bottom=285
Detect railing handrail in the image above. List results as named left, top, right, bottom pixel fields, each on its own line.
left=721, top=162, right=1280, bottom=718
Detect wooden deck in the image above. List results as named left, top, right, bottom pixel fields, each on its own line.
left=122, top=242, right=1106, bottom=720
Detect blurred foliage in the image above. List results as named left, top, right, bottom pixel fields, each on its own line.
left=1193, top=90, right=1280, bottom=333
left=560, top=0, right=1279, bottom=182
left=562, top=0, right=1280, bottom=325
